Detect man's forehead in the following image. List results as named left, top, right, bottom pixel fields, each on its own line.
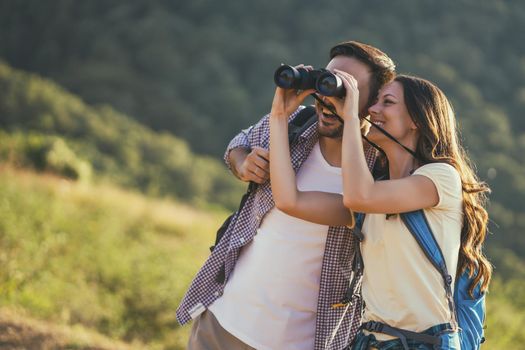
left=325, top=56, right=372, bottom=83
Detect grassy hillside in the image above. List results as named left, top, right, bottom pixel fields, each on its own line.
left=0, top=166, right=227, bottom=349
left=0, top=307, right=137, bottom=350
left=0, top=166, right=523, bottom=349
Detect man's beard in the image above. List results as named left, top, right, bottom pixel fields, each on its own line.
left=317, top=121, right=344, bottom=138
left=315, top=99, right=344, bottom=138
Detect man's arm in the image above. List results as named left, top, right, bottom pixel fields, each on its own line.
left=223, top=115, right=272, bottom=184
left=228, top=147, right=270, bottom=184
left=224, top=106, right=307, bottom=184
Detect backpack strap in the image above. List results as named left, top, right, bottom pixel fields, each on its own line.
left=288, top=105, right=317, bottom=144
left=352, top=213, right=366, bottom=272
left=332, top=212, right=366, bottom=308
left=400, top=210, right=458, bottom=330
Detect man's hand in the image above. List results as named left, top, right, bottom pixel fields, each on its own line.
left=229, top=147, right=270, bottom=184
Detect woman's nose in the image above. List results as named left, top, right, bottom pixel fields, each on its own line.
left=368, top=102, right=380, bottom=116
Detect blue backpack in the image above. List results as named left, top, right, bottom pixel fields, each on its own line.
left=354, top=211, right=486, bottom=350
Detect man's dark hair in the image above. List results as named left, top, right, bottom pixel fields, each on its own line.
left=330, top=41, right=396, bottom=108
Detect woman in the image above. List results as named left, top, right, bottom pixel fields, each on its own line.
left=269, top=73, right=492, bottom=349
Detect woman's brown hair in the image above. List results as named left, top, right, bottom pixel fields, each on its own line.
left=395, top=74, right=492, bottom=296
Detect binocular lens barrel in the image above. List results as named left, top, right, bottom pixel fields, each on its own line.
left=274, top=65, right=315, bottom=90
left=274, top=65, right=301, bottom=89
left=274, top=64, right=345, bottom=97
left=316, top=72, right=345, bottom=97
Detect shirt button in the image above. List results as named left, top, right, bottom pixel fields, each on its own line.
left=239, top=237, right=245, bottom=243
left=256, top=214, right=261, bottom=221
left=213, top=291, right=220, bottom=297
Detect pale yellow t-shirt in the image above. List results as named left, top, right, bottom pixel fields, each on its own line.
left=360, top=162, right=463, bottom=340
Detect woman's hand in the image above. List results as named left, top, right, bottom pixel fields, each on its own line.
left=333, top=69, right=360, bottom=122
left=270, top=65, right=315, bottom=120
left=323, top=70, right=360, bottom=121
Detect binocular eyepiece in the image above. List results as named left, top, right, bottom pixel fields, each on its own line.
left=273, top=64, right=346, bottom=98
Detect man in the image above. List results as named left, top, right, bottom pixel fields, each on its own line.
left=177, top=41, right=396, bottom=350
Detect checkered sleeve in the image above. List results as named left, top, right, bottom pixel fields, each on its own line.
left=222, top=113, right=273, bottom=170
left=364, top=142, right=378, bottom=171
left=223, top=128, right=251, bottom=171
left=223, top=107, right=305, bottom=170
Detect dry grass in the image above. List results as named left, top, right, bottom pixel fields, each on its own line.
left=0, top=307, right=142, bottom=350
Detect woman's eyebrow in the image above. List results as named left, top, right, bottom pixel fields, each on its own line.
left=383, top=93, right=397, bottom=99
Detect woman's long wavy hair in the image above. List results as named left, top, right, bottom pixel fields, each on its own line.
left=395, top=75, right=492, bottom=296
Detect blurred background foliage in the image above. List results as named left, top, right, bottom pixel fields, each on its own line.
left=0, top=61, right=244, bottom=209
left=0, top=0, right=524, bottom=349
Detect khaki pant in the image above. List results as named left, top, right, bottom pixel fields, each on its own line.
left=187, top=310, right=257, bottom=350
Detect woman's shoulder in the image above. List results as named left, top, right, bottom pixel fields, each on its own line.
left=413, top=162, right=460, bottom=180
left=413, top=162, right=462, bottom=207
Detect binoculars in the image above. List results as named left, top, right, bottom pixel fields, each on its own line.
left=274, top=64, right=346, bottom=98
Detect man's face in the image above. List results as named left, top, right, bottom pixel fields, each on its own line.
left=316, top=55, right=372, bottom=138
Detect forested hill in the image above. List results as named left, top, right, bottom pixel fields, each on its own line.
left=0, top=0, right=523, bottom=155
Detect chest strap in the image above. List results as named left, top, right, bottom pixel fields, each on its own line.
left=362, top=321, right=444, bottom=350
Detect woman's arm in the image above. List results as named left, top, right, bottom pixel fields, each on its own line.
left=334, top=70, right=439, bottom=214
left=269, top=86, right=355, bottom=227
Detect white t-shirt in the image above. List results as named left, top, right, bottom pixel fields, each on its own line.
left=361, top=162, right=463, bottom=340
left=209, top=142, right=342, bottom=350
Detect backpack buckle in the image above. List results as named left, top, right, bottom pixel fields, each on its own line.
left=445, top=275, right=453, bottom=285
left=352, top=226, right=364, bottom=241
left=364, top=321, right=384, bottom=333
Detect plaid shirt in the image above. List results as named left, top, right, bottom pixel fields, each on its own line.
left=176, top=106, right=377, bottom=350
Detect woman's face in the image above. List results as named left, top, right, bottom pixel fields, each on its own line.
left=367, top=81, right=418, bottom=148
